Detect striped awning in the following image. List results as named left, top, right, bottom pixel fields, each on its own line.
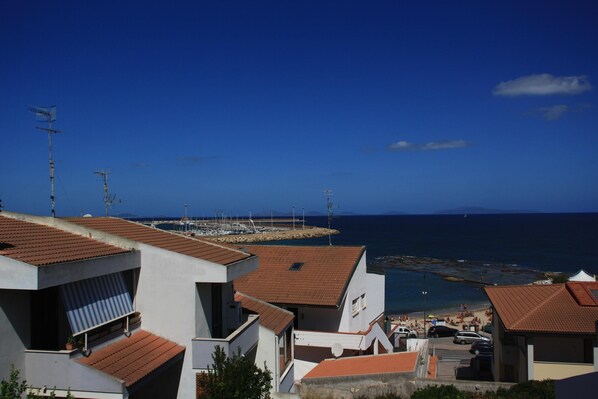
left=61, top=273, right=134, bottom=336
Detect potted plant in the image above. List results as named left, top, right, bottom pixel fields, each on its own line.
left=65, top=335, right=80, bottom=351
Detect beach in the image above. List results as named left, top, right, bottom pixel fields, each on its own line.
left=390, top=302, right=493, bottom=335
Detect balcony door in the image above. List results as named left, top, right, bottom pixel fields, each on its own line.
left=31, top=287, right=59, bottom=350
left=211, top=284, right=223, bottom=338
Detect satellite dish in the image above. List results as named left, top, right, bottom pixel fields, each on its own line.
left=331, top=343, right=343, bottom=358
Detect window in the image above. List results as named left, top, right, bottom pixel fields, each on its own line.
left=279, top=327, right=293, bottom=375
left=360, top=294, right=367, bottom=310
left=289, top=262, right=303, bottom=271
left=352, top=298, right=359, bottom=316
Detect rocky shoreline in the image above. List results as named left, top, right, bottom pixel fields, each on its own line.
left=205, top=227, right=339, bottom=243
left=371, top=254, right=551, bottom=286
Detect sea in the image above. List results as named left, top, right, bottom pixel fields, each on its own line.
left=259, top=213, right=598, bottom=316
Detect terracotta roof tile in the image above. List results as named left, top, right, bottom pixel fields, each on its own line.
left=235, top=292, right=294, bottom=335
left=485, top=283, right=598, bottom=334
left=0, top=215, right=130, bottom=266
left=78, top=330, right=185, bottom=387
left=234, top=245, right=365, bottom=307
left=303, top=352, right=418, bottom=379
left=66, top=217, right=251, bottom=266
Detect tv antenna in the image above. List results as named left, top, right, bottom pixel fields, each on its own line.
left=93, top=171, right=119, bottom=216
left=29, top=105, right=61, bottom=217
left=324, top=189, right=333, bottom=246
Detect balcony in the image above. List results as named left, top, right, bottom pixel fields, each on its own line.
left=294, top=322, right=393, bottom=354
left=192, top=314, right=259, bottom=369
left=24, top=350, right=125, bottom=398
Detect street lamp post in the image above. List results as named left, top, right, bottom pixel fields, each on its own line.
left=422, top=290, right=428, bottom=335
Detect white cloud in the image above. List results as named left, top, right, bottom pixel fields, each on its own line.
left=388, top=140, right=471, bottom=151
left=493, top=74, right=591, bottom=96
left=538, top=105, right=569, bottom=120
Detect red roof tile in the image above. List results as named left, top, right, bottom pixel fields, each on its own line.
left=303, top=352, right=418, bottom=379
left=234, top=245, right=365, bottom=307
left=66, top=217, right=251, bottom=266
left=78, top=330, right=185, bottom=387
left=235, top=292, right=294, bottom=335
left=0, top=215, right=130, bottom=266
left=485, top=283, right=598, bottom=334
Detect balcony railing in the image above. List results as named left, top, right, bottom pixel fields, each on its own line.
left=192, top=314, right=259, bottom=369
left=24, top=350, right=125, bottom=397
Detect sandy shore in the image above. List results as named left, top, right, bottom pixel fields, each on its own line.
left=390, top=302, right=493, bottom=335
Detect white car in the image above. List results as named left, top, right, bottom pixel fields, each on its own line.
left=395, top=326, right=418, bottom=338
left=453, top=331, right=491, bottom=345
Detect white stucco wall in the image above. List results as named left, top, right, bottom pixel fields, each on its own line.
left=0, top=290, right=30, bottom=381
left=135, top=244, right=256, bottom=399
left=255, top=327, right=277, bottom=390
left=339, top=251, right=368, bottom=332
left=366, top=270, right=385, bottom=325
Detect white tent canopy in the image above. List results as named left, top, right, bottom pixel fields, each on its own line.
left=570, top=269, right=596, bottom=282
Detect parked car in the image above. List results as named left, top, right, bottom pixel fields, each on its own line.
left=395, top=326, right=418, bottom=338
left=482, top=323, right=493, bottom=334
left=427, top=325, right=459, bottom=338
left=470, top=353, right=493, bottom=378
left=469, top=340, right=493, bottom=355
left=453, top=330, right=491, bottom=345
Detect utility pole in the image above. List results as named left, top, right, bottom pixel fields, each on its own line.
left=93, top=171, right=118, bottom=217
left=29, top=105, right=61, bottom=217
left=302, top=207, right=305, bottom=229
left=324, top=189, right=333, bottom=245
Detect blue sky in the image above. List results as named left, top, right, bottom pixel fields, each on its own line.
left=1, top=1, right=597, bottom=217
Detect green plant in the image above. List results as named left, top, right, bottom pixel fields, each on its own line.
left=0, top=366, right=27, bottom=399
left=1, top=366, right=67, bottom=399
left=489, top=379, right=554, bottom=399
left=551, top=274, right=568, bottom=283
left=198, top=346, right=272, bottom=399
left=410, top=385, right=469, bottom=399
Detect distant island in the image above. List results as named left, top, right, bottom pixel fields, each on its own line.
left=434, top=206, right=537, bottom=215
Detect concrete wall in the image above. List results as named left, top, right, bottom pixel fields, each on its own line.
left=297, top=307, right=341, bottom=331
left=24, top=350, right=124, bottom=396
left=339, top=252, right=368, bottom=333
left=299, top=375, right=515, bottom=399
left=366, top=270, right=385, bottom=325
left=534, top=362, right=595, bottom=380
left=0, top=290, right=30, bottom=381
left=254, top=325, right=295, bottom=393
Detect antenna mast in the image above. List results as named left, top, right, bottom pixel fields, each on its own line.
left=93, top=171, right=117, bottom=216
left=29, top=105, right=61, bottom=217
left=324, top=189, right=333, bottom=246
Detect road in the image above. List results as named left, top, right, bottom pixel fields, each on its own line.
left=427, top=336, right=479, bottom=380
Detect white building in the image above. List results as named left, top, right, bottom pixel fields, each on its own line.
left=234, top=245, right=392, bottom=381
left=235, top=292, right=295, bottom=393
left=1, top=212, right=260, bottom=399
